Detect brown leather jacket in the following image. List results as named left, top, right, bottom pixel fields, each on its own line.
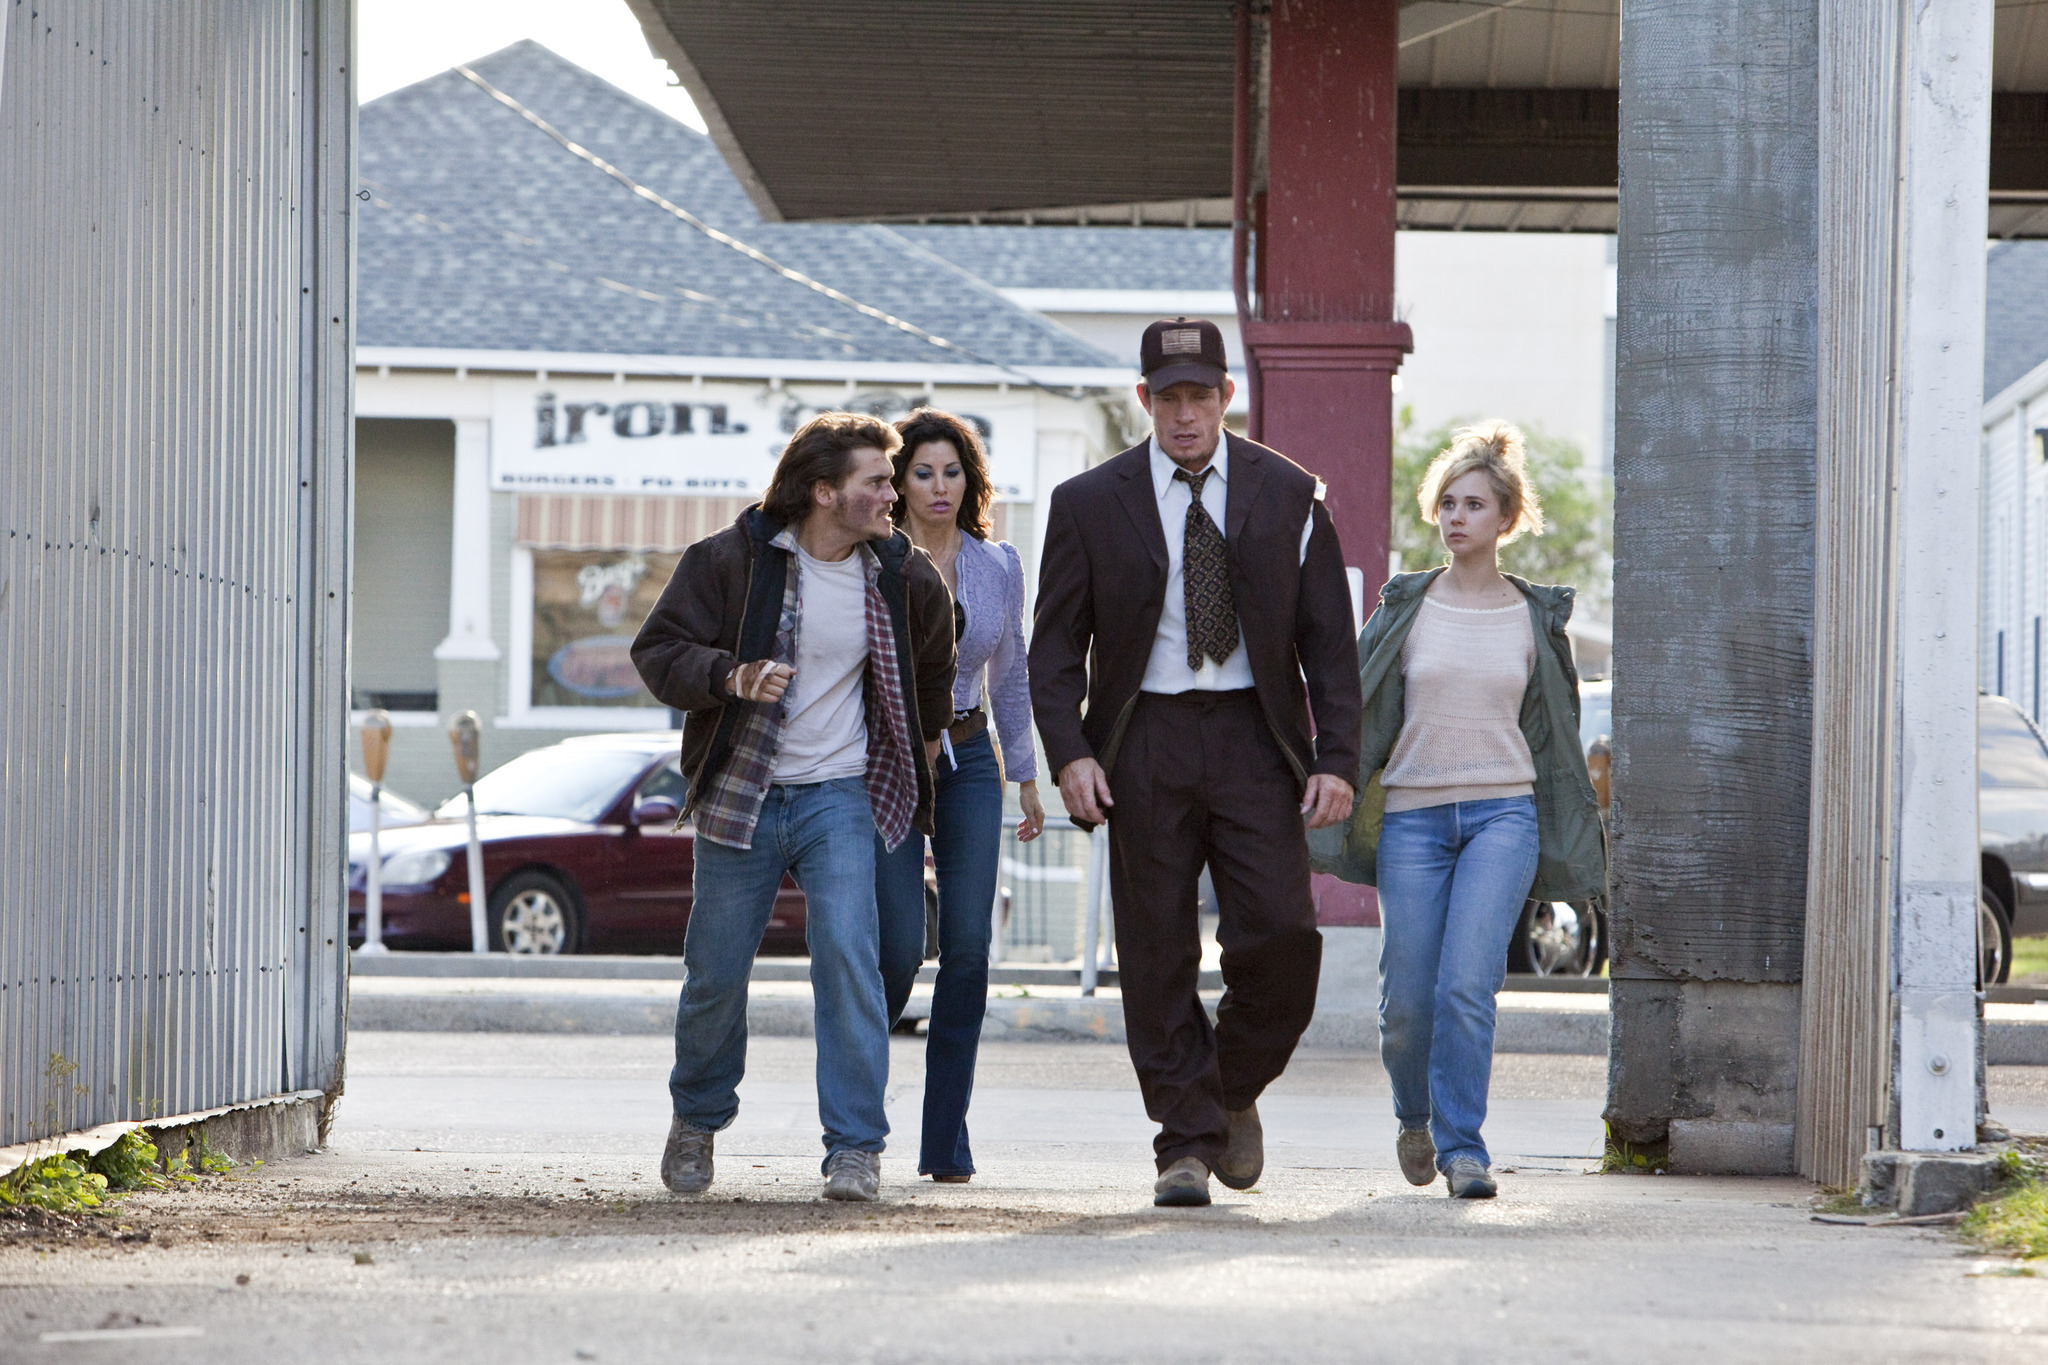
left=630, top=507, right=956, bottom=836
left=1029, top=433, right=1362, bottom=796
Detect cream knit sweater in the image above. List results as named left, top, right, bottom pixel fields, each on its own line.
left=1381, top=595, right=1537, bottom=813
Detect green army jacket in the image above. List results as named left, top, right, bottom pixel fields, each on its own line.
left=1307, top=568, right=1608, bottom=904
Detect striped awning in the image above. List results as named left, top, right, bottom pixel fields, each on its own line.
left=515, top=494, right=749, bottom=551
left=517, top=492, right=1011, bottom=552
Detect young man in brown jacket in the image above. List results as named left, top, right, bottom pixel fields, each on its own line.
left=632, top=412, right=955, bottom=1203
left=1030, top=319, right=1362, bottom=1206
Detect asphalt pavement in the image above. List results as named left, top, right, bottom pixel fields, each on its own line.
left=1, top=1034, right=2044, bottom=1363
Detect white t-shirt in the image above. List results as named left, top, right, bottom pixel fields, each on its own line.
left=770, top=545, right=870, bottom=784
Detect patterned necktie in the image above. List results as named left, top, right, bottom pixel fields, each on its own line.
left=1174, top=467, right=1239, bottom=670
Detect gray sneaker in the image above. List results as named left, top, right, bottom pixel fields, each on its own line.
left=822, top=1148, right=881, bottom=1202
left=661, top=1116, right=714, bottom=1194
left=1153, top=1156, right=1212, bottom=1208
left=1397, top=1127, right=1437, bottom=1187
left=1445, top=1156, right=1497, bottom=1199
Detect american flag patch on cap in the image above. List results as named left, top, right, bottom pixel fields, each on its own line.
left=1161, top=328, right=1203, bottom=355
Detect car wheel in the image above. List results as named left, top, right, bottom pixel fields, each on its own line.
left=1506, top=899, right=1603, bottom=977
left=489, top=870, right=581, bottom=956
left=1980, top=886, right=2013, bottom=988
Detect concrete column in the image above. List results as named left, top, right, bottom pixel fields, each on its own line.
left=1608, top=1, right=1818, bottom=1174
left=1243, top=0, right=1410, bottom=594
left=1800, top=0, right=1990, bottom=1184
left=1243, top=0, right=1409, bottom=932
left=1886, top=0, right=1989, bottom=1163
left=434, top=417, right=500, bottom=665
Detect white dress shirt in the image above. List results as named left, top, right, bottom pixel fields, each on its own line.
left=1141, top=436, right=1315, bottom=695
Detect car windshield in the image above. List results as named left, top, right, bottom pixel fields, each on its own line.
left=1980, top=698, right=2048, bottom=788
left=348, top=774, right=427, bottom=831
left=636, top=761, right=688, bottom=807
left=444, top=746, right=653, bottom=821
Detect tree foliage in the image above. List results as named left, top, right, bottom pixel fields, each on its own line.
left=1390, top=410, right=1613, bottom=617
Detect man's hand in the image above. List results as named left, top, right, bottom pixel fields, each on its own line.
left=727, top=660, right=793, bottom=705
left=926, top=736, right=944, bottom=767
left=1057, top=757, right=1114, bottom=825
left=1301, top=774, right=1355, bottom=830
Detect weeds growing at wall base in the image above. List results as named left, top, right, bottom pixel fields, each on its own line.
left=1599, top=1125, right=1667, bottom=1175
left=1, top=1126, right=245, bottom=1218
left=1963, top=1146, right=2048, bottom=1260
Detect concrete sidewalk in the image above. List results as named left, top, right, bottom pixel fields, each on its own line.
left=344, top=975, right=1616, bottom=1052
left=4, top=1034, right=2044, bottom=1364
left=344, top=964, right=2048, bottom=1060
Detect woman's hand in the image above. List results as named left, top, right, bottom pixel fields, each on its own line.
left=1016, top=780, right=1046, bottom=843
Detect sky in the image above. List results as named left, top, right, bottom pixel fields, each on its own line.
left=355, top=0, right=705, bottom=128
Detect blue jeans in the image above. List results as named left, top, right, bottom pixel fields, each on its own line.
left=1376, top=797, right=1540, bottom=1169
left=876, top=729, right=1003, bottom=1175
left=671, top=778, right=890, bottom=1166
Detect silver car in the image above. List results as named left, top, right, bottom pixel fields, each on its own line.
left=1977, top=693, right=2048, bottom=983
left=348, top=772, right=428, bottom=834
left=1507, top=679, right=1611, bottom=977
left=1518, top=687, right=2047, bottom=983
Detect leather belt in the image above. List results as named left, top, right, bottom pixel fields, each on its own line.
left=947, top=707, right=988, bottom=744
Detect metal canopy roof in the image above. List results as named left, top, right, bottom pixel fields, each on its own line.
left=630, top=0, right=2048, bottom=235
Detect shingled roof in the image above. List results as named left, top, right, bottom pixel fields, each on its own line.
left=357, top=42, right=1118, bottom=372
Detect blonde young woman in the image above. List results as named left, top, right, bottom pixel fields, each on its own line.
left=1313, top=421, right=1604, bottom=1199
left=874, top=408, right=1045, bottom=1182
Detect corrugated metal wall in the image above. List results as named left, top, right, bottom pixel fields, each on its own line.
left=0, top=2, right=354, bottom=1147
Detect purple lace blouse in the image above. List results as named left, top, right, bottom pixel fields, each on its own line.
left=952, top=535, right=1037, bottom=783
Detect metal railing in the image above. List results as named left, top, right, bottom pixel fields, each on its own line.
left=991, top=818, right=1121, bottom=991
left=994, top=817, right=1091, bottom=963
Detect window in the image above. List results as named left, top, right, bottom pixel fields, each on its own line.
left=528, top=549, right=680, bottom=709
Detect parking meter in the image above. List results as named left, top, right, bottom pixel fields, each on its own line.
left=357, top=711, right=393, bottom=955
left=448, top=711, right=488, bottom=953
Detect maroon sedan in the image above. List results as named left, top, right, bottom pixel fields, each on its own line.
left=346, top=733, right=807, bottom=955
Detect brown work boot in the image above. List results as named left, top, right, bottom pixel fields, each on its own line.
left=1397, top=1126, right=1437, bottom=1187
left=1216, top=1102, right=1264, bottom=1190
left=1152, top=1156, right=1212, bottom=1207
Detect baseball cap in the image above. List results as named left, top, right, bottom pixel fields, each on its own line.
left=1140, top=317, right=1229, bottom=393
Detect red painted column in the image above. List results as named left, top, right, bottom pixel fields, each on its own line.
left=1245, top=0, right=1410, bottom=927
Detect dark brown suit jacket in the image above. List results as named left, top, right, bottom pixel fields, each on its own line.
left=1029, top=432, right=1363, bottom=794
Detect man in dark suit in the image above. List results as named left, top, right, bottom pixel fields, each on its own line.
left=1031, top=318, right=1362, bottom=1207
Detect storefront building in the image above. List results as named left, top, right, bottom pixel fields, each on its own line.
left=354, top=44, right=1130, bottom=805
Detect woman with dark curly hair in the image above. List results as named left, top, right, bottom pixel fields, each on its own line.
left=875, top=407, right=1045, bottom=1182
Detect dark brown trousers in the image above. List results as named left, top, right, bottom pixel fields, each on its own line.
left=1105, top=689, right=1322, bottom=1172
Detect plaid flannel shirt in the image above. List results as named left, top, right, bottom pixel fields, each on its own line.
left=691, top=527, right=919, bottom=852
